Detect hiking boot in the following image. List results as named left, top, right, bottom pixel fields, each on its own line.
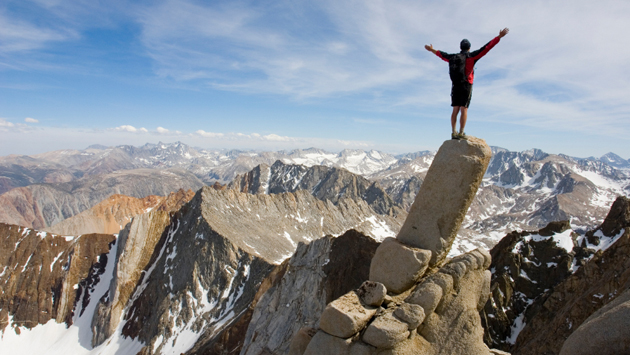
left=451, top=132, right=459, bottom=140
left=458, top=132, right=468, bottom=140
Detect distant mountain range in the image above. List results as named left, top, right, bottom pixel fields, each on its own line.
left=0, top=142, right=628, bottom=252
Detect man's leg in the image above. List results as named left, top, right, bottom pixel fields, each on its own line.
left=451, top=106, right=460, bottom=134
left=459, top=107, right=468, bottom=134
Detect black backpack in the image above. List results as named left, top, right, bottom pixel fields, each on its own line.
left=449, top=53, right=468, bottom=84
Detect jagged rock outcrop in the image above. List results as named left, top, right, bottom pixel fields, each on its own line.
left=0, top=168, right=204, bottom=229
left=480, top=220, right=586, bottom=350
left=117, top=193, right=276, bottom=355
left=396, top=137, right=492, bottom=267
left=0, top=223, right=115, bottom=331
left=507, top=196, right=630, bottom=355
left=229, top=160, right=406, bottom=217
left=91, top=208, right=174, bottom=345
left=0, top=182, right=405, bottom=354
left=44, top=189, right=194, bottom=236
left=480, top=196, right=630, bottom=354
left=240, top=230, right=379, bottom=355
left=291, top=137, right=500, bottom=355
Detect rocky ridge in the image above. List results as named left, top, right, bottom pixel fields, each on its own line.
left=228, top=160, right=405, bottom=217
left=44, top=189, right=194, bottom=236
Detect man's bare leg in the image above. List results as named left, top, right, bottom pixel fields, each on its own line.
left=459, top=107, right=468, bottom=134
left=451, top=106, right=460, bottom=134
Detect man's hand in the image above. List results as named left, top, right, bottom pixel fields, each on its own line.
left=499, top=28, right=509, bottom=38
left=425, top=44, right=437, bottom=54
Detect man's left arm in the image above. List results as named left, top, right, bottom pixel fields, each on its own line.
left=470, top=28, right=509, bottom=60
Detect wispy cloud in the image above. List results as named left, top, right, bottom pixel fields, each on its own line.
left=130, top=0, right=630, bottom=137
left=0, top=11, right=76, bottom=53
left=1, top=0, right=629, bottom=156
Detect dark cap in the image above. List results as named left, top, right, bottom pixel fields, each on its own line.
left=460, top=39, right=471, bottom=51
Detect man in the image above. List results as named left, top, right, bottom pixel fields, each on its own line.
left=425, top=28, right=509, bottom=139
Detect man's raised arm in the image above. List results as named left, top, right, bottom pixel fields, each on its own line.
left=425, top=44, right=450, bottom=62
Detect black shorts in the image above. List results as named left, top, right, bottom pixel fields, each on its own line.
left=451, top=82, right=473, bottom=108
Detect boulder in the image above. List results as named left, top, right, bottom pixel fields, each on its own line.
left=288, top=327, right=318, bottom=355
left=396, top=137, right=492, bottom=267
left=405, top=281, right=444, bottom=317
left=559, top=288, right=630, bottom=355
left=393, top=303, right=425, bottom=330
left=303, top=330, right=352, bottom=355
left=362, top=309, right=410, bottom=349
left=369, top=237, right=432, bottom=294
left=349, top=342, right=378, bottom=355
left=356, top=281, right=387, bottom=307
left=319, top=291, right=378, bottom=338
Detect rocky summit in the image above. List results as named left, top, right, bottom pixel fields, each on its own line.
left=285, top=136, right=503, bottom=355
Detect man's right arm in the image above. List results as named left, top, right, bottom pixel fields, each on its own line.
left=426, top=44, right=451, bottom=62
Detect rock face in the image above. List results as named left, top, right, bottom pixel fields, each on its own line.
left=240, top=230, right=379, bottom=355
left=228, top=160, right=406, bottom=217
left=369, top=238, right=431, bottom=294
left=480, top=220, right=583, bottom=350
left=559, top=287, right=630, bottom=355
left=0, top=182, right=407, bottom=355
left=290, top=137, right=499, bottom=355
left=481, top=196, right=630, bottom=355
left=116, top=190, right=277, bottom=355
left=396, top=137, right=492, bottom=267
left=506, top=196, right=630, bottom=355
left=191, top=187, right=401, bottom=264
left=91, top=208, right=174, bottom=345
left=44, top=189, right=194, bottom=236
left=0, top=168, right=204, bottom=229
left=0, top=223, right=115, bottom=331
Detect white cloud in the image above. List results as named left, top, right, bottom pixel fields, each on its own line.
left=24, top=117, right=38, bottom=123
left=261, top=134, right=294, bottom=142
left=114, top=125, right=148, bottom=133
left=195, top=130, right=224, bottom=138
left=0, top=118, right=15, bottom=127
left=156, top=126, right=169, bottom=134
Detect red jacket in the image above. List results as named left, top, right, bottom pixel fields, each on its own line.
left=435, top=36, right=501, bottom=84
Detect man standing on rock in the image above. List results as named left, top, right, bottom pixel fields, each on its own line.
left=425, top=28, right=509, bottom=140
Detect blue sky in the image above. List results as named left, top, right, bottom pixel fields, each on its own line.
left=1, top=0, right=629, bottom=158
